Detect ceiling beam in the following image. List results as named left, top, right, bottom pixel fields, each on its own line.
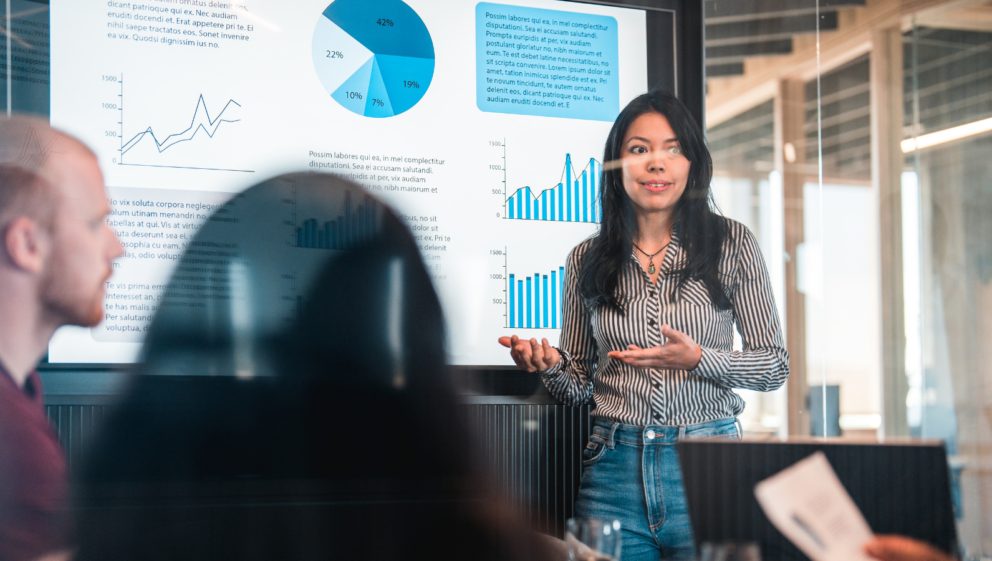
left=706, top=12, right=838, bottom=46
left=706, top=39, right=795, bottom=65
left=921, top=3, right=992, bottom=32
left=911, top=0, right=992, bottom=20
left=706, top=0, right=866, bottom=24
left=707, top=63, right=746, bottom=77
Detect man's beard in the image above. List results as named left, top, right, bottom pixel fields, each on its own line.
left=38, top=249, right=105, bottom=328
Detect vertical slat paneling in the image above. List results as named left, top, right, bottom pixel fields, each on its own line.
left=48, top=401, right=588, bottom=536
left=45, top=405, right=106, bottom=473
left=463, top=402, right=590, bottom=538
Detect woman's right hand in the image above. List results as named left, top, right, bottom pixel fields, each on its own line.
left=498, top=336, right=561, bottom=373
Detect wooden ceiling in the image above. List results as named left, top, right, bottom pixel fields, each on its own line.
left=705, top=0, right=867, bottom=78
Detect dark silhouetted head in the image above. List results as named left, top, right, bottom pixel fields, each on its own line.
left=75, top=173, right=544, bottom=561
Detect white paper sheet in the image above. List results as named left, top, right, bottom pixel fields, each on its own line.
left=754, top=451, right=875, bottom=561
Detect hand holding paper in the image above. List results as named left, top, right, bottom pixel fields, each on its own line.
left=754, top=451, right=875, bottom=561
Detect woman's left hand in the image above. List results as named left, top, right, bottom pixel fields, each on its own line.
left=607, top=324, right=703, bottom=370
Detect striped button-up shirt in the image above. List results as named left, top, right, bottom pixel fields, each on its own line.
left=541, top=218, right=788, bottom=426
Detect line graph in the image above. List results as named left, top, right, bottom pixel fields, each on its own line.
left=504, top=153, right=601, bottom=223
left=115, top=73, right=253, bottom=173
left=121, top=96, right=241, bottom=156
left=491, top=140, right=601, bottom=224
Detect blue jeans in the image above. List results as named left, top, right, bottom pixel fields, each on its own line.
left=576, top=417, right=741, bottom=561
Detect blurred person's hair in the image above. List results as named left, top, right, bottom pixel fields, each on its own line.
left=0, top=115, right=96, bottom=171
left=276, top=230, right=551, bottom=560
left=74, top=174, right=550, bottom=561
left=0, top=116, right=97, bottom=234
left=0, top=165, right=57, bottom=236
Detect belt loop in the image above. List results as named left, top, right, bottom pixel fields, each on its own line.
left=735, top=419, right=743, bottom=441
left=607, top=422, right=619, bottom=449
left=677, top=425, right=687, bottom=441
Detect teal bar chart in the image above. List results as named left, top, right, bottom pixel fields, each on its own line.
left=508, top=267, right=565, bottom=329
left=295, top=191, right=378, bottom=250
left=506, top=154, right=601, bottom=223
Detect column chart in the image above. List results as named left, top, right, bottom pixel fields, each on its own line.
left=508, top=266, right=565, bottom=330
left=506, top=154, right=602, bottom=224
left=294, top=191, right=379, bottom=250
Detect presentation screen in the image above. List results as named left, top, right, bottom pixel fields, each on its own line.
left=42, top=0, right=659, bottom=366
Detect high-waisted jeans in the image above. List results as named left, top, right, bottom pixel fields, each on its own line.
left=575, top=417, right=741, bottom=561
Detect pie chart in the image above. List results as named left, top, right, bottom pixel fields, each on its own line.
left=312, top=0, right=435, bottom=118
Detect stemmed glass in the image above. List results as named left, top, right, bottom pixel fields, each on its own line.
left=565, top=518, right=623, bottom=561
left=698, top=542, right=761, bottom=561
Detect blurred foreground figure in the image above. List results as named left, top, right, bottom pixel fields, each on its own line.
left=0, top=116, right=123, bottom=561
left=76, top=174, right=547, bottom=561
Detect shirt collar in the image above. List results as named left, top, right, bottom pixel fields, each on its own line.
left=0, top=359, right=42, bottom=403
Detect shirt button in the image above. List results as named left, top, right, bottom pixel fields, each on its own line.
left=652, top=381, right=659, bottom=388
left=646, top=430, right=656, bottom=440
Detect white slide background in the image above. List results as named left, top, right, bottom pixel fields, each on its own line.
left=48, top=0, right=647, bottom=365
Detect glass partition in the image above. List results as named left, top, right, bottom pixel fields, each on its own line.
left=904, top=22, right=992, bottom=557
left=707, top=100, right=788, bottom=437
left=705, top=0, right=992, bottom=556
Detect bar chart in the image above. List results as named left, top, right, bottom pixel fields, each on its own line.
left=294, top=191, right=379, bottom=249
left=507, top=266, right=565, bottom=329
left=505, top=154, right=601, bottom=224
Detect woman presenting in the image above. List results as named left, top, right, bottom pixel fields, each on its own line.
left=499, top=91, right=788, bottom=560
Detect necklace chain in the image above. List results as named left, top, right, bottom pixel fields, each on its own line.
left=632, top=239, right=670, bottom=276
left=631, top=240, right=669, bottom=259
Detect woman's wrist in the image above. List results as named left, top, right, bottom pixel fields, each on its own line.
left=688, top=344, right=703, bottom=370
left=539, top=347, right=565, bottom=376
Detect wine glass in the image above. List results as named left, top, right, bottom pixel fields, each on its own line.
left=698, top=542, right=761, bottom=561
left=565, top=517, right=622, bottom=561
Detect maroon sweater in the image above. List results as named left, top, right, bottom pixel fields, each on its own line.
left=0, top=364, right=70, bottom=561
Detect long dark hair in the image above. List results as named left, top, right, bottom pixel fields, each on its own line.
left=579, top=90, right=731, bottom=311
